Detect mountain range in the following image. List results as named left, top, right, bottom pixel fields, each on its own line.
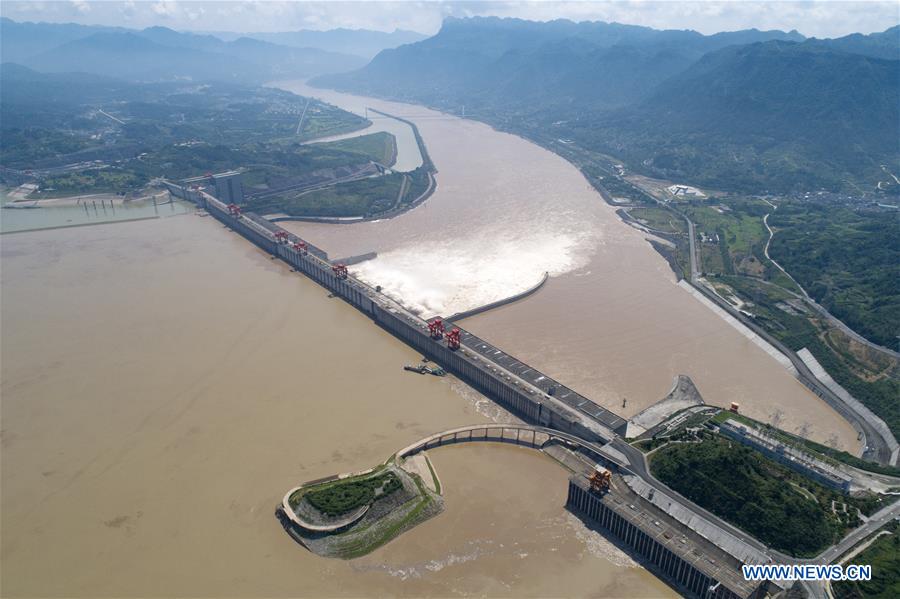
left=316, top=17, right=900, bottom=192
left=200, top=28, right=427, bottom=59
left=315, top=17, right=808, bottom=111
left=0, top=18, right=417, bottom=83
left=3, top=15, right=898, bottom=191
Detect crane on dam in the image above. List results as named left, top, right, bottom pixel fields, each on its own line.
left=428, top=318, right=445, bottom=339
left=446, top=327, right=461, bottom=350
left=332, top=263, right=348, bottom=279
left=589, top=466, right=612, bottom=494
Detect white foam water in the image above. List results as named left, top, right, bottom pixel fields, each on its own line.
left=353, top=228, right=592, bottom=318
left=351, top=539, right=495, bottom=580
left=566, top=512, right=639, bottom=569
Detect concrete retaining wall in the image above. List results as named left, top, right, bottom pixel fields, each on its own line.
left=448, top=271, right=549, bottom=322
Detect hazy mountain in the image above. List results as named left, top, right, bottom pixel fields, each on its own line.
left=0, top=17, right=125, bottom=64
left=208, top=28, right=428, bottom=59
left=136, top=25, right=230, bottom=53
left=805, top=25, right=900, bottom=60
left=0, top=62, right=132, bottom=102
left=22, top=32, right=250, bottom=81
left=221, top=36, right=363, bottom=74
left=316, top=17, right=898, bottom=191
left=585, top=40, right=900, bottom=190
left=316, top=17, right=804, bottom=111
left=1, top=19, right=365, bottom=83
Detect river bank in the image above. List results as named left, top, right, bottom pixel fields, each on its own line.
left=1, top=184, right=191, bottom=233
left=274, top=80, right=860, bottom=453
left=263, top=108, right=437, bottom=225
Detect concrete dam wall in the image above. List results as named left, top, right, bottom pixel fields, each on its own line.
left=197, top=190, right=774, bottom=599
left=198, top=191, right=626, bottom=443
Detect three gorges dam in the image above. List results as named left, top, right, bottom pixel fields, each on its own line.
left=168, top=179, right=780, bottom=599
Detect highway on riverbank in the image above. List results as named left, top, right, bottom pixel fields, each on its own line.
left=634, top=189, right=897, bottom=466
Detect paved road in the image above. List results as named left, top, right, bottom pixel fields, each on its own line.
left=295, top=98, right=311, bottom=135
left=615, top=437, right=900, bottom=565
left=764, top=213, right=899, bottom=360
left=246, top=164, right=376, bottom=201
left=672, top=205, right=895, bottom=465
left=686, top=217, right=699, bottom=282
left=619, top=176, right=895, bottom=464
left=817, top=499, right=900, bottom=565
left=97, top=108, right=125, bottom=125
left=692, top=280, right=894, bottom=465
left=612, top=438, right=775, bottom=557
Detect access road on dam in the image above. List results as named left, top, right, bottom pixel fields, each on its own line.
left=174, top=186, right=876, bottom=598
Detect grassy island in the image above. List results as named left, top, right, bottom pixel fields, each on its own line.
left=281, top=457, right=443, bottom=559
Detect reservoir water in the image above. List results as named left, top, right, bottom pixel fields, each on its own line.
left=1, top=78, right=862, bottom=596
left=1, top=215, right=671, bottom=597
left=275, top=81, right=859, bottom=452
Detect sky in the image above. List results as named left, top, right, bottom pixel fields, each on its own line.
left=2, top=1, right=898, bottom=38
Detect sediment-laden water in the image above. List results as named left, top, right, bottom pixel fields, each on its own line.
left=275, top=81, right=859, bottom=451
left=1, top=76, right=862, bottom=596
left=1, top=215, right=669, bottom=597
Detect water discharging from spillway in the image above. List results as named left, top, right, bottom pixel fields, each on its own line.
left=277, top=80, right=859, bottom=452
left=1, top=217, right=672, bottom=597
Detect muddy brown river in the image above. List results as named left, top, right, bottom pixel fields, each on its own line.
left=1, top=216, right=671, bottom=597
left=277, top=80, right=859, bottom=452
left=1, top=79, right=860, bottom=596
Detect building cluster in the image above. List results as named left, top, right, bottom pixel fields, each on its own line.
left=718, top=419, right=852, bottom=493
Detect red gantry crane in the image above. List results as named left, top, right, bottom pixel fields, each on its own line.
left=446, top=327, right=461, bottom=350
left=291, top=240, right=308, bottom=255
left=274, top=231, right=289, bottom=244
left=428, top=318, right=445, bottom=339
left=332, top=263, right=348, bottom=279
left=227, top=203, right=241, bottom=217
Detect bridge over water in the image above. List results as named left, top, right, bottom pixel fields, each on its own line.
left=182, top=186, right=817, bottom=598
left=395, top=423, right=624, bottom=469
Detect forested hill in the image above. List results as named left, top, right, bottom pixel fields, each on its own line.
left=582, top=41, right=900, bottom=191
left=316, top=17, right=899, bottom=192
left=221, top=28, right=428, bottom=60
left=316, top=16, right=804, bottom=112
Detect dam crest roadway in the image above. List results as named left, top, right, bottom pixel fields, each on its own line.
left=167, top=171, right=898, bottom=599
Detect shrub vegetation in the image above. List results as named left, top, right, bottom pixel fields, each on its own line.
left=650, top=437, right=884, bottom=557
left=305, top=472, right=402, bottom=517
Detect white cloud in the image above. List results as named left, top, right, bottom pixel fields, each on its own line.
left=1, top=1, right=897, bottom=38
left=151, top=1, right=178, bottom=18
left=71, top=0, right=91, bottom=14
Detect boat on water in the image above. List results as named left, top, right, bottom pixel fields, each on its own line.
left=403, top=364, right=446, bottom=377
